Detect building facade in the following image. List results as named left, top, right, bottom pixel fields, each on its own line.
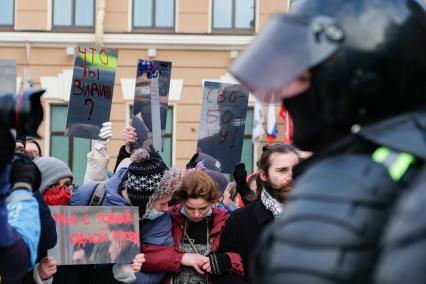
left=0, top=0, right=291, bottom=184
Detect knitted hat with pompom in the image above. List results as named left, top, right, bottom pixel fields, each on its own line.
left=125, top=148, right=168, bottom=213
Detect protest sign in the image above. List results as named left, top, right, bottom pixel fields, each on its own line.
left=48, top=206, right=139, bottom=265
left=197, top=81, right=249, bottom=173
left=66, top=46, right=118, bottom=139
left=0, top=59, right=16, bottom=94
left=132, top=60, right=172, bottom=151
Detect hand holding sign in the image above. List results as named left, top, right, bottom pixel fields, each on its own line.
left=123, top=125, right=138, bottom=153
left=94, top=122, right=113, bottom=151
left=37, top=256, right=57, bottom=280
left=131, top=253, right=146, bottom=272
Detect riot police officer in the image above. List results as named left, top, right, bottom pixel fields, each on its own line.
left=229, top=0, right=426, bottom=283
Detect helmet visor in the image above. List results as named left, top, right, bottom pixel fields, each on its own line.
left=230, top=14, right=343, bottom=102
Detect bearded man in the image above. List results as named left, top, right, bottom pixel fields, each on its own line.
left=212, top=144, right=300, bottom=284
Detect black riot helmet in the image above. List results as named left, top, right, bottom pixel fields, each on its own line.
left=231, top=0, right=426, bottom=151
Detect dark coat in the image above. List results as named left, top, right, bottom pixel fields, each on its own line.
left=213, top=199, right=274, bottom=284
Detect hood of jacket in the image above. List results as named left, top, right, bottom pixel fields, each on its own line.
left=141, top=213, right=173, bottom=246
left=102, top=167, right=131, bottom=206
left=70, top=182, right=97, bottom=206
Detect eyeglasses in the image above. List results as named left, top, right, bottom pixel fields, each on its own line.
left=50, top=183, right=76, bottom=191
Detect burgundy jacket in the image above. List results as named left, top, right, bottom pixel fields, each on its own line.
left=141, top=205, right=244, bottom=283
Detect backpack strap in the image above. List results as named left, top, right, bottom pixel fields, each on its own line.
left=372, top=147, right=416, bottom=182
left=89, top=181, right=108, bottom=206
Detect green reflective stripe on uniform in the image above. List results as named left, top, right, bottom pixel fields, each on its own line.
left=389, top=153, right=415, bottom=181
left=372, top=147, right=415, bottom=181
left=372, top=147, right=390, bottom=163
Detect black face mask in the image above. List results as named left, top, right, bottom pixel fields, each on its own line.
left=283, top=89, right=326, bottom=152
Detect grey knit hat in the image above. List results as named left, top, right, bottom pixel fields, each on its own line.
left=34, top=157, right=73, bottom=194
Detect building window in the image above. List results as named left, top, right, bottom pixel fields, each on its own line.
left=213, top=0, right=255, bottom=34
left=133, top=0, right=175, bottom=32
left=52, top=0, right=95, bottom=31
left=0, top=0, right=14, bottom=29
left=241, top=107, right=254, bottom=174
left=50, top=105, right=91, bottom=186
left=130, top=105, right=174, bottom=167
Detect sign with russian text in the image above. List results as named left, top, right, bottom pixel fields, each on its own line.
left=132, top=60, right=172, bottom=151
left=66, top=46, right=118, bottom=139
left=48, top=206, right=139, bottom=265
left=197, top=81, right=249, bottom=173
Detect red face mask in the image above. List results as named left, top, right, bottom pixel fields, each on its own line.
left=43, top=185, right=72, bottom=205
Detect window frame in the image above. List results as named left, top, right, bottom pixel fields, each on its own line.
left=49, top=104, right=91, bottom=185
left=0, top=0, right=15, bottom=31
left=131, top=0, right=176, bottom=33
left=212, top=0, right=255, bottom=35
left=49, top=104, right=73, bottom=166
left=242, top=107, right=255, bottom=173
left=52, top=0, right=95, bottom=32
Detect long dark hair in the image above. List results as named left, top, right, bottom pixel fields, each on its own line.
left=256, top=144, right=300, bottom=196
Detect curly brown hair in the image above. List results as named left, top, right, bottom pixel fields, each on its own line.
left=174, top=171, right=219, bottom=203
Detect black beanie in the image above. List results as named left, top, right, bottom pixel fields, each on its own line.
left=125, top=149, right=168, bottom=212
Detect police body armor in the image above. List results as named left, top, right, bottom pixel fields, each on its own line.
left=253, top=111, right=426, bottom=284
left=228, top=0, right=426, bottom=282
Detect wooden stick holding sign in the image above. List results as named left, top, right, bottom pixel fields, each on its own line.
left=66, top=46, right=118, bottom=139
left=197, top=81, right=249, bottom=173
left=131, top=60, right=172, bottom=151
left=48, top=206, right=139, bottom=265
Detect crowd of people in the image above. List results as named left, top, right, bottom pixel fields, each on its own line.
left=0, top=119, right=305, bottom=284
left=2, top=0, right=426, bottom=283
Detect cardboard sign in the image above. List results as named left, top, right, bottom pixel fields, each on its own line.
left=197, top=81, right=249, bottom=173
left=66, top=46, right=118, bottom=139
left=48, top=206, right=139, bottom=265
left=0, top=59, right=17, bottom=94
left=132, top=60, right=172, bottom=151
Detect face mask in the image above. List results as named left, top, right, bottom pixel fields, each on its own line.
left=283, top=90, right=326, bottom=152
left=43, top=185, right=72, bottom=205
left=144, top=208, right=165, bottom=220
left=180, top=207, right=212, bottom=219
